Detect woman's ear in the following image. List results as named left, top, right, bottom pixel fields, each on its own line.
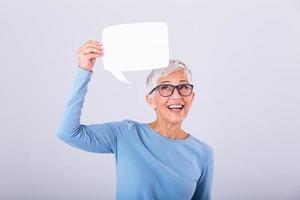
left=190, top=91, right=195, bottom=106
left=146, top=94, right=156, bottom=109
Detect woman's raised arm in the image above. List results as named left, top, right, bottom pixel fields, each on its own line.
left=56, top=40, right=130, bottom=154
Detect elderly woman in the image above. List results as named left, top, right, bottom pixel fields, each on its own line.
left=57, top=40, right=214, bottom=200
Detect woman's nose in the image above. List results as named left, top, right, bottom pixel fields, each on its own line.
left=170, top=88, right=183, bottom=99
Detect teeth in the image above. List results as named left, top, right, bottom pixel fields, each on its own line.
left=168, top=104, right=183, bottom=109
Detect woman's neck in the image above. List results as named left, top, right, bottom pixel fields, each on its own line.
left=148, top=120, right=188, bottom=140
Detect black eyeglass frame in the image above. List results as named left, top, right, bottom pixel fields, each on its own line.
left=148, top=83, right=194, bottom=97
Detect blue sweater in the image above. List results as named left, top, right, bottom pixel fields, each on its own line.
left=57, top=66, right=214, bottom=200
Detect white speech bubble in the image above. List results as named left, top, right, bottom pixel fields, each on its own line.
left=101, top=22, right=170, bottom=84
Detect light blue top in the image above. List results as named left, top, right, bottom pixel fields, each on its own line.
left=56, top=66, right=214, bottom=200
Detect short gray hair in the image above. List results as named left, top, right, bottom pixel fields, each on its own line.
left=146, top=59, right=193, bottom=95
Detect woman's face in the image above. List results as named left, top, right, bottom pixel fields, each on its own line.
left=146, top=69, right=195, bottom=124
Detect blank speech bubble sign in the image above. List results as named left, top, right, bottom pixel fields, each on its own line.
left=102, top=22, right=169, bottom=84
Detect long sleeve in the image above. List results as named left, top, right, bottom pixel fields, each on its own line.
left=56, top=66, right=130, bottom=154
left=191, top=147, right=214, bottom=200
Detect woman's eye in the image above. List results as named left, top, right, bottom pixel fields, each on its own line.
left=160, top=85, right=173, bottom=91
left=161, top=85, right=170, bottom=90
left=179, top=85, right=188, bottom=90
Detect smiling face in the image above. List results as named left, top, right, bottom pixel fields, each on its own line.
left=146, top=69, right=195, bottom=125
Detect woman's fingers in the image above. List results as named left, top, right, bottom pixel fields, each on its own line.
left=80, top=47, right=102, bottom=54
left=78, top=40, right=103, bottom=50
left=86, top=52, right=103, bottom=59
left=83, top=40, right=101, bottom=46
left=78, top=42, right=103, bottom=52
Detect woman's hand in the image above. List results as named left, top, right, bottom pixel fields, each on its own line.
left=77, top=40, right=104, bottom=72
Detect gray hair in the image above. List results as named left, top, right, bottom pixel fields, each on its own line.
left=146, top=59, right=193, bottom=95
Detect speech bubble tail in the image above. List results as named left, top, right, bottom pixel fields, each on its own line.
left=110, top=71, right=131, bottom=84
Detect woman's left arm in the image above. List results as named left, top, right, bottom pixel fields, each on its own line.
left=191, top=147, right=214, bottom=200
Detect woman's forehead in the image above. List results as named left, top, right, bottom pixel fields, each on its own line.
left=159, top=80, right=188, bottom=85
left=158, top=70, right=188, bottom=84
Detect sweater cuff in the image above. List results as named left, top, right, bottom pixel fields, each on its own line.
left=78, top=66, right=93, bottom=73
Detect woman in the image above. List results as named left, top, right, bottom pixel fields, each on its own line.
left=57, top=40, right=214, bottom=200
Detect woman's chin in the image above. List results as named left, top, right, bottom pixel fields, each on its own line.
left=158, top=109, right=187, bottom=124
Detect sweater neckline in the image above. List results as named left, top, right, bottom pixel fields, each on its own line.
left=142, top=123, right=192, bottom=143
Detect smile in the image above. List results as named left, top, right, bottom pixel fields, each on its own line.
left=167, top=104, right=184, bottom=112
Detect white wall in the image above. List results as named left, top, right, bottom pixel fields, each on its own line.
left=0, top=0, right=299, bottom=199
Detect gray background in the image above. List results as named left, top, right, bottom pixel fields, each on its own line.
left=0, top=0, right=299, bottom=199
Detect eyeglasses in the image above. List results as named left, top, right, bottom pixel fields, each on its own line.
left=148, top=83, right=194, bottom=97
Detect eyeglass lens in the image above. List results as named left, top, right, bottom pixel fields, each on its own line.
left=158, top=84, right=192, bottom=97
